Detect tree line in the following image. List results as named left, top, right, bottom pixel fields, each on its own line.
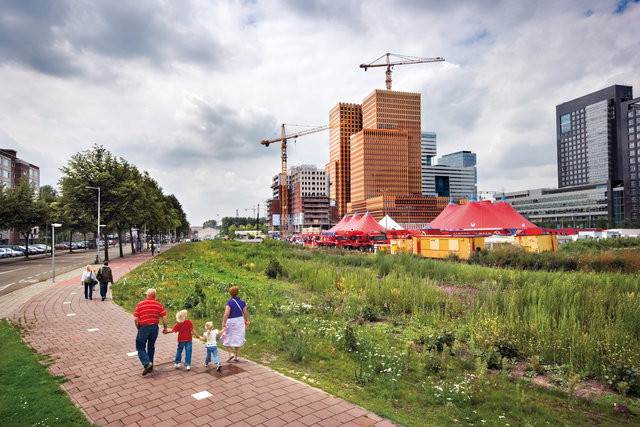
left=0, top=145, right=190, bottom=260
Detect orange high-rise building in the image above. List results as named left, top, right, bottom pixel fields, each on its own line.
left=346, top=89, right=447, bottom=225
left=326, top=103, right=362, bottom=217
left=361, top=89, right=422, bottom=196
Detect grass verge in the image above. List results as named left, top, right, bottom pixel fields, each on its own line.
left=0, top=319, right=92, bottom=427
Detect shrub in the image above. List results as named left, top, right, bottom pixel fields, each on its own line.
left=421, top=329, right=455, bottom=352
left=343, top=323, right=359, bottom=352
left=495, top=338, right=519, bottom=360
left=360, top=305, right=380, bottom=322
left=288, top=330, right=308, bottom=362
left=604, top=361, right=640, bottom=396
left=265, top=258, right=283, bottom=279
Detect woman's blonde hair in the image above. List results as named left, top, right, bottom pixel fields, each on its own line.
left=85, top=265, right=91, bottom=271
left=229, top=286, right=239, bottom=297
left=176, top=309, right=188, bottom=323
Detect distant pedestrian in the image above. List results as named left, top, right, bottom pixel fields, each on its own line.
left=221, top=286, right=249, bottom=362
left=151, top=242, right=156, bottom=256
left=201, top=322, right=224, bottom=371
left=96, top=261, right=114, bottom=301
left=81, top=265, right=97, bottom=300
left=134, top=289, right=168, bottom=376
left=165, top=309, right=201, bottom=371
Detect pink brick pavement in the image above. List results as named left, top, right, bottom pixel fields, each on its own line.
left=10, top=248, right=396, bottom=426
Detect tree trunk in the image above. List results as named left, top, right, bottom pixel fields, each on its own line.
left=118, top=228, right=124, bottom=257
left=22, top=232, right=30, bottom=258
left=103, top=230, right=109, bottom=261
left=68, top=230, right=73, bottom=253
left=129, top=225, right=136, bottom=254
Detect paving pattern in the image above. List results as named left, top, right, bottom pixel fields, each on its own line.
left=7, top=249, right=396, bottom=426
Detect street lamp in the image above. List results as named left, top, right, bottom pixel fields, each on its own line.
left=51, top=223, right=62, bottom=282
left=85, top=186, right=100, bottom=263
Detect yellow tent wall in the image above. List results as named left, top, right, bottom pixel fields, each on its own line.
left=514, top=234, right=558, bottom=253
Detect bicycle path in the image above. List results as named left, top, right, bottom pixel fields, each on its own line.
left=7, top=245, right=395, bottom=426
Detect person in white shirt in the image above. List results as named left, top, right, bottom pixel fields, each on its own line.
left=201, top=321, right=224, bottom=371
left=81, top=265, right=97, bottom=300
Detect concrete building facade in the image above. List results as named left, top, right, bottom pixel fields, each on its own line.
left=0, top=149, right=41, bottom=244
left=622, top=97, right=640, bottom=222
left=267, top=165, right=336, bottom=233
left=506, top=85, right=636, bottom=227
left=0, top=149, right=40, bottom=190
left=422, top=143, right=477, bottom=199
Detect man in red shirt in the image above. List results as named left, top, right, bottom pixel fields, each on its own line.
left=134, top=289, right=168, bottom=376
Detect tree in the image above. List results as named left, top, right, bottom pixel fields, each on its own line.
left=203, top=219, right=217, bottom=228
left=2, top=177, right=48, bottom=256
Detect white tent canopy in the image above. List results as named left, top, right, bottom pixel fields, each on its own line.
left=378, top=215, right=403, bottom=230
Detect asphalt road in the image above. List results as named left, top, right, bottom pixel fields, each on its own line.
left=0, top=244, right=139, bottom=296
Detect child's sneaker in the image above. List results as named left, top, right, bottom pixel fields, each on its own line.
left=216, top=363, right=222, bottom=371
left=185, top=365, right=191, bottom=371
left=174, top=363, right=181, bottom=369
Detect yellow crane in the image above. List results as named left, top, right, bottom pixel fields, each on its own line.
left=261, top=124, right=330, bottom=234
left=360, top=53, right=445, bottom=90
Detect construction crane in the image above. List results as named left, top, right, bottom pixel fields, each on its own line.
left=261, top=123, right=330, bottom=234
left=360, top=53, right=445, bottom=90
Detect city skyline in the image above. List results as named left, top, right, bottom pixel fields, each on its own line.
left=0, top=0, right=639, bottom=225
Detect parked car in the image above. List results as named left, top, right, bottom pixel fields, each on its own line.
left=0, top=248, right=10, bottom=258
left=33, top=244, right=51, bottom=253
left=0, top=245, right=26, bottom=257
left=54, top=243, right=70, bottom=250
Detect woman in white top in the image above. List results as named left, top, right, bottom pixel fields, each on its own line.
left=81, top=265, right=97, bottom=300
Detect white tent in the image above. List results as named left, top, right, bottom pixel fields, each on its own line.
left=378, top=215, right=403, bottom=230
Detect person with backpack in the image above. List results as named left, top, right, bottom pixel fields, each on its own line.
left=96, top=260, right=114, bottom=301
left=81, top=265, right=97, bottom=300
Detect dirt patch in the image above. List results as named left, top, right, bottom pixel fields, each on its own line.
left=512, top=361, right=619, bottom=401
left=438, top=283, right=480, bottom=305
left=260, top=352, right=279, bottom=364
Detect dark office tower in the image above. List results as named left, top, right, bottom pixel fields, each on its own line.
left=556, top=85, right=634, bottom=222
left=622, top=97, right=640, bottom=222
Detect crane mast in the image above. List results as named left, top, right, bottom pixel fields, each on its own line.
left=261, top=124, right=330, bottom=235
left=360, top=53, right=445, bottom=90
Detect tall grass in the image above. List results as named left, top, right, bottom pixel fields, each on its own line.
left=113, top=240, right=640, bottom=389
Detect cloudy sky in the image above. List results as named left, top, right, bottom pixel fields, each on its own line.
left=1, top=0, right=639, bottom=226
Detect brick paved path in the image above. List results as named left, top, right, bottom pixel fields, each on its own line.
left=9, top=249, right=396, bottom=426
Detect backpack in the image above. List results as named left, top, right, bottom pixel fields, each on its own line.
left=84, top=274, right=93, bottom=285
left=96, top=268, right=103, bottom=282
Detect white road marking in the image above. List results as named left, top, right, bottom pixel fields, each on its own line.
left=127, top=351, right=138, bottom=357
left=66, top=313, right=76, bottom=317
left=0, top=267, right=29, bottom=275
left=63, top=302, right=71, bottom=304
left=192, top=391, right=212, bottom=400
left=87, top=328, right=99, bottom=332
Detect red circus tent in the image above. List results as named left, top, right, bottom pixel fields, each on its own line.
left=429, top=200, right=535, bottom=231
left=349, top=212, right=386, bottom=233
left=327, top=215, right=351, bottom=233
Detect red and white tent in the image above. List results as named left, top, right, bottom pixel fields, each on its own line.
left=349, top=212, right=386, bottom=233
left=429, top=199, right=535, bottom=231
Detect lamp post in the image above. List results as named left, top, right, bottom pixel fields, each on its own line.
left=85, top=186, right=100, bottom=264
left=51, top=223, right=62, bottom=282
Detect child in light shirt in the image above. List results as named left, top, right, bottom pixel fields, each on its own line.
left=201, top=321, right=224, bottom=371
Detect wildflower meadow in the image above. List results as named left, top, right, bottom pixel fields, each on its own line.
left=112, top=240, right=640, bottom=426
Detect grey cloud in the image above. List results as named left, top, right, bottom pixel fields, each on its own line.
left=0, top=0, right=223, bottom=78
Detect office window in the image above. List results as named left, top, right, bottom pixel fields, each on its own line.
left=561, top=114, right=571, bottom=133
